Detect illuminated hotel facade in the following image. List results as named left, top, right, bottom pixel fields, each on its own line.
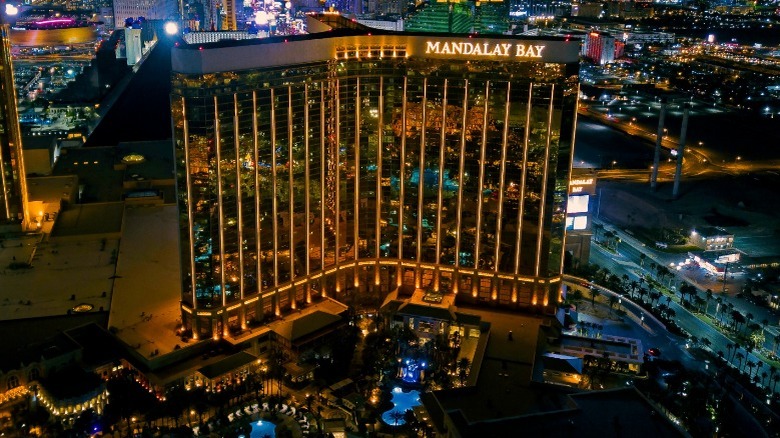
left=0, top=23, right=29, bottom=227
left=171, top=22, right=580, bottom=339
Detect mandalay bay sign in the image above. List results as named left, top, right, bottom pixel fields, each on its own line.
left=424, top=40, right=546, bottom=58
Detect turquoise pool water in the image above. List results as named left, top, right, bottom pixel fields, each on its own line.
left=381, top=387, right=421, bottom=426
left=249, top=419, right=276, bottom=438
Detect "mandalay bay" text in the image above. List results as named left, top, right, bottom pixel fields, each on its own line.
left=424, top=41, right=546, bottom=58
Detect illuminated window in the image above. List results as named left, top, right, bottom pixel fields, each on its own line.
left=567, top=194, right=589, bottom=214
left=7, top=375, right=19, bottom=390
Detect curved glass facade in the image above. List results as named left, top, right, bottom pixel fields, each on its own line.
left=171, top=33, right=579, bottom=339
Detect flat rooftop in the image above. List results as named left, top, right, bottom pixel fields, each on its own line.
left=108, top=205, right=182, bottom=360
left=0, top=233, right=116, bottom=320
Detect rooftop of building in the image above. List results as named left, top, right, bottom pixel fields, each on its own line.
left=115, top=140, right=175, bottom=183
left=0, top=232, right=116, bottom=321
left=0, top=330, right=81, bottom=373
left=50, top=202, right=124, bottom=237
left=276, top=310, right=344, bottom=344
left=51, top=141, right=175, bottom=204
left=22, top=134, right=58, bottom=151
left=52, top=147, right=125, bottom=203
left=171, top=15, right=580, bottom=75
left=197, top=351, right=257, bottom=380
left=108, top=204, right=182, bottom=362
left=440, top=387, right=686, bottom=438
left=692, top=226, right=733, bottom=237
left=27, top=174, right=79, bottom=205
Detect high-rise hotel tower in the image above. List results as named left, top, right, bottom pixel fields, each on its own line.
left=0, top=19, right=29, bottom=227
left=171, top=17, right=580, bottom=339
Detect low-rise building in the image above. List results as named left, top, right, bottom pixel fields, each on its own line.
left=690, top=226, right=734, bottom=251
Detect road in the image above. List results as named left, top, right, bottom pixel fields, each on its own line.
left=578, top=105, right=780, bottom=182
left=592, top=220, right=780, bottom=379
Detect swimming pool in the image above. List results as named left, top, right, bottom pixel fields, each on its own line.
left=381, top=387, right=421, bottom=426
left=249, top=419, right=276, bottom=438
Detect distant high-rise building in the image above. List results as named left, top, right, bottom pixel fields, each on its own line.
left=170, top=16, right=580, bottom=340
left=112, top=0, right=178, bottom=25
left=0, top=23, right=30, bottom=228
left=220, top=0, right=237, bottom=30
left=584, top=31, right=618, bottom=64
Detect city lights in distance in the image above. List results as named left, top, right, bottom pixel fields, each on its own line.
left=254, top=11, right=269, bottom=25
left=164, top=21, right=179, bottom=35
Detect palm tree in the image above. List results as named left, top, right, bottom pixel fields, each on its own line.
left=746, top=360, right=755, bottom=376
left=589, top=287, right=601, bottom=307
left=701, top=337, right=712, bottom=350
left=736, top=352, right=745, bottom=371
left=773, top=374, right=780, bottom=394
left=746, top=313, right=755, bottom=334
left=638, top=288, right=648, bottom=304
left=457, top=358, right=471, bottom=386
left=593, top=223, right=604, bottom=242
left=603, top=230, right=616, bottom=250
left=629, top=280, right=639, bottom=298
left=731, top=311, right=746, bottom=333
left=705, top=289, right=713, bottom=315
left=694, top=295, right=706, bottom=314
left=762, top=371, right=769, bottom=387
left=389, top=410, right=405, bottom=429
left=726, top=343, right=733, bottom=363
left=608, top=295, right=618, bottom=313
left=639, top=253, right=646, bottom=267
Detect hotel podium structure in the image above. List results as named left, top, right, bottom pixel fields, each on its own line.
left=171, top=25, right=580, bottom=339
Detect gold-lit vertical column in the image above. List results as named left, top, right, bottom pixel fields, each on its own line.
left=182, top=97, right=198, bottom=331
left=354, top=78, right=361, bottom=289
left=493, top=83, right=511, bottom=301
left=214, top=96, right=227, bottom=310
left=375, top=77, right=383, bottom=288
left=514, top=84, right=533, bottom=272
left=233, top=93, right=246, bottom=326
left=320, top=85, right=327, bottom=297
left=253, top=91, right=263, bottom=317
left=535, top=85, right=555, bottom=307
left=473, top=81, right=489, bottom=297
left=435, top=79, right=448, bottom=291
left=453, top=80, right=469, bottom=295
left=304, top=84, right=312, bottom=303
left=416, top=78, right=427, bottom=289
left=559, top=82, right=581, bottom=281
left=270, top=89, right=280, bottom=315
left=334, top=79, right=341, bottom=294
left=513, top=84, right=533, bottom=304
left=397, top=77, right=407, bottom=288
left=288, top=86, right=296, bottom=309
